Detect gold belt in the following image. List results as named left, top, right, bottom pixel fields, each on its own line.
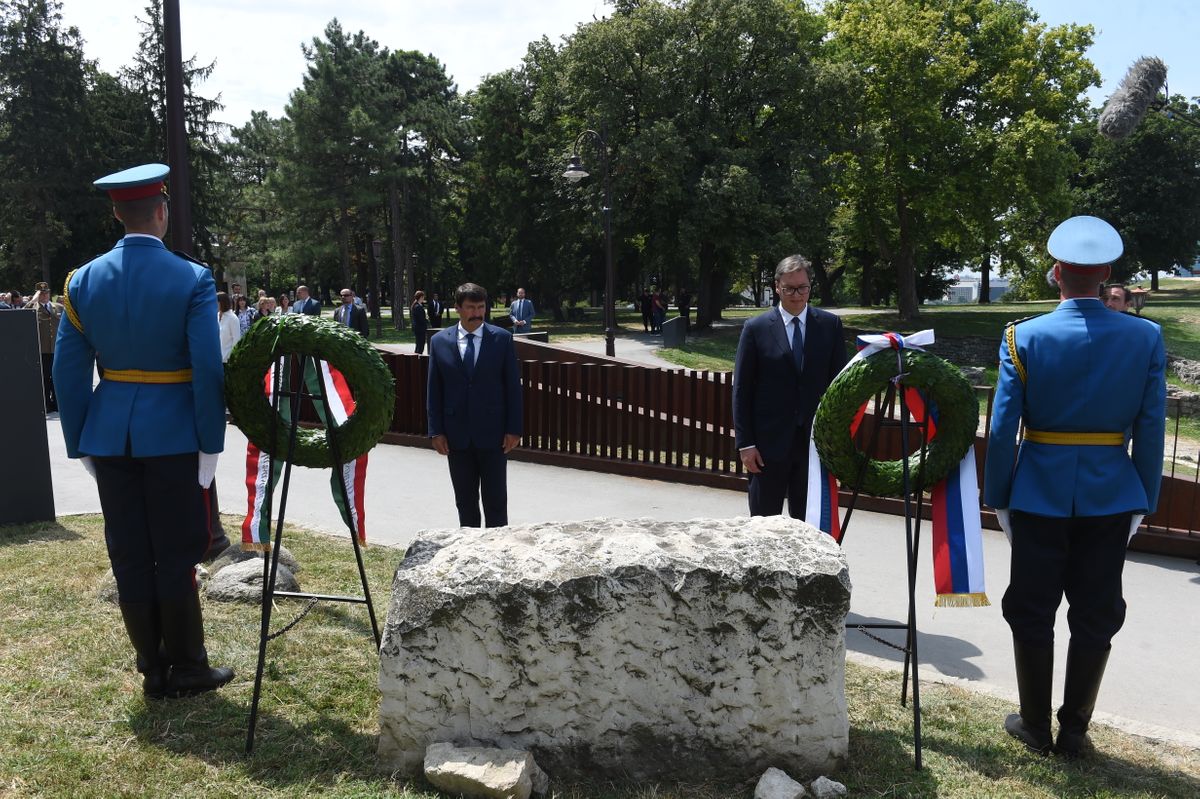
left=1024, top=429, right=1124, bottom=446
left=102, top=368, right=193, bottom=384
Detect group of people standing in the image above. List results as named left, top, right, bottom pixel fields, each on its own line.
left=3, top=281, right=63, bottom=412
left=638, top=287, right=691, bottom=333
left=215, top=283, right=371, bottom=362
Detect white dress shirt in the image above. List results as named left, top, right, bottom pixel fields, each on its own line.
left=777, top=304, right=808, bottom=349
left=456, top=323, right=482, bottom=365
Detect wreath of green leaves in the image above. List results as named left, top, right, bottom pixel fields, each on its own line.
left=225, top=315, right=395, bottom=468
left=813, top=349, right=976, bottom=497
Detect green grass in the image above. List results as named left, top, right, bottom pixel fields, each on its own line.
left=2, top=516, right=1198, bottom=797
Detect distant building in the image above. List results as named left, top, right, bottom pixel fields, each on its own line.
left=943, top=270, right=1010, bottom=303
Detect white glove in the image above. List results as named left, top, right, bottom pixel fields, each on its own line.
left=995, top=508, right=1013, bottom=545
left=1128, top=514, right=1145, bottom=545
left=79, top=456, right=97, bottom=480
left=198, top=451, right=219, bottom=489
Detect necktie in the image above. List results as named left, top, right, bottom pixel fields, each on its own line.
left=464, top=332, right=476, bottom=378
left=791, top=316, right=805, bottom=373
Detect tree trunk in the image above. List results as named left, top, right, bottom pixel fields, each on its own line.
left=894, top=193, right=919, bottom=320
left=337, top=210, right=351, bottom=291
left=39, top=236, right=51, bottom=287
left=695, top=241, right=718, bottom=330
left=811, top=255, right=841, bottom=307
left=859, top=258, right=874, bottom=307
left=389, top=177, right=406, bottom=329
left=978, top=255, right=991, bottom=304
left=1151, top=268, right=1160, bottom=291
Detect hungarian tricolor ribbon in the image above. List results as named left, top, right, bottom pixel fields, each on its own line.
left=806, top=330, right=988, bottom=607
left=242, top=358, right=368, bottom=551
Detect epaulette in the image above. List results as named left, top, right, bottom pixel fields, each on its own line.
left=172, top=249, right=210, bottom=268
left=1004, top=313, right=1043, bottom=328
left=61, top=257, right=100, bottom=333
left=1003, top=314, right=1040, bottom=386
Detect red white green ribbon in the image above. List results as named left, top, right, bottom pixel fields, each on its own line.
left=242, top=358, right=368, bottom=551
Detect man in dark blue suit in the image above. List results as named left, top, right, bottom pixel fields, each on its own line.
left=427, top=283, right=523, bottom=527
left=733, top=255, right=848, bottom=517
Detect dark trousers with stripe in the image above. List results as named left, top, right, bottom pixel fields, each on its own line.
left=747, top=424, right=810, bottom=519
left=93, top=452, right=209, bottom=603
left=41, top=353, right=56, bottom=412
left=1002, top=510, right=1131, bottom=650
left=447, top=446, right=508, bottom=527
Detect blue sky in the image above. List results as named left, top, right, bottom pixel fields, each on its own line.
left=56, top=1, right=1199, bottom=128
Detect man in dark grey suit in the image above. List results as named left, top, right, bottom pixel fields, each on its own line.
left=334, top=288, right=369, bottom=337
left=733, top=255, right=848, bottom=517
left=427, top=283, right=523, bottom=527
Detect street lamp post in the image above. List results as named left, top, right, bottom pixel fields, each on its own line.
left=563, top=128, right=616, bottom=357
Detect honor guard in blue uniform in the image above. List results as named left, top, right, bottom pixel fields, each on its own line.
left=54, top=163, right=234, bottom=699
left=984, top=215, right=1166, bottom=757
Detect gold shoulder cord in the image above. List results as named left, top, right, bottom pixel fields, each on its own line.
left=1005, top=323, right=1026, bottom=386
left=62, top=269, right=84, bottom=333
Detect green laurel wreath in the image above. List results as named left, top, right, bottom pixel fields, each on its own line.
left=225, top=315, right=395, bottom=468
left=813, top=349, right=976, bottom=497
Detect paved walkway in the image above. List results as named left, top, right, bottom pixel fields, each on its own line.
left=44, top=417, right=1200, bottom=749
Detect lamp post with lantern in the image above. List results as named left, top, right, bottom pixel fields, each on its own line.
left=562, top=128, right=616, bottom=357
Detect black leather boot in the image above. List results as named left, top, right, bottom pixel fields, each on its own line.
left=1005, top=639, right=1054, bottom=754
left=118, top=602, right=167, bottom=699
left=159, top=590, right=234, bottom=698
left=1056, top=642, right=1111, bottom=758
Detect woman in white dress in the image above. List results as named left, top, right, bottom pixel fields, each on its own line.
left=217, top=291, right=241, bottom=363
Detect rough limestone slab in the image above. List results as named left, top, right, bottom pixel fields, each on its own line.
left=423, top=742, right=546, bottom=799
left=378, top=516, right=851, bottom=780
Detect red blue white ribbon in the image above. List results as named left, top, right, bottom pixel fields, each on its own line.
left=807, top=330, right=988, bottom=607
left=242, top=358, right=369, bottom=551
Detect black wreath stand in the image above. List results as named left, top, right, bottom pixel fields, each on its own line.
left=833, top=369, right=932, bottom=770
left=244, top=349, right=382, bottom=754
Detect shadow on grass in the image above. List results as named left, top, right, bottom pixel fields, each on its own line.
left=0, top=519, right=83, bottom=546
left=838, top=726, right=942, bottom=795
left=847, top=613, right=985, bottom=680
left=128, top=691, right=394, bottom=792
left=922, top=729, right=1200, bottom=798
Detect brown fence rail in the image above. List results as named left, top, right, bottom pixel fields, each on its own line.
left=370, top=350, right=1199, bottom=559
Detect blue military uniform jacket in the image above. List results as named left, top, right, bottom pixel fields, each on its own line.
left=984, top=298, right=1166, bottom=517
left=53, top=236, right=226, bottom=459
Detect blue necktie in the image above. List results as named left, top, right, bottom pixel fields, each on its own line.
left=791, top=316, right=805, bottom=373
left=464, top=332, right=476, bottom=378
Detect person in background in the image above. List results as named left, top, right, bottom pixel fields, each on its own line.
left=429, top=293, right=443, bottom=328
left=277, top=293, right=291, bottom=315
left=25, top=282, right=62, bottom=412
left=1103, top=284, right=1132, bottom=313
left=509, top=287, right=535, bottom=333
left=412, top=290, right=429, bottom=355
left=257, top=296, right=275, bottom=319
left=334, top=288, right=370, bottom=337
left=235, top=295, right=254, bottom=334
left=292, top=285, right=320, bottom=316
left=638, top=289, right=652, bottom=332
left=217, top=291, right=241, bottom=363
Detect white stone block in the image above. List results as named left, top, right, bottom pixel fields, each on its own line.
left=379, top=516, right=851, bottom=780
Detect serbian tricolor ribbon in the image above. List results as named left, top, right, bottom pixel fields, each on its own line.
left=806, top=330, right=989, bottom=607
left=242, top=358, right=369, bottom=552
